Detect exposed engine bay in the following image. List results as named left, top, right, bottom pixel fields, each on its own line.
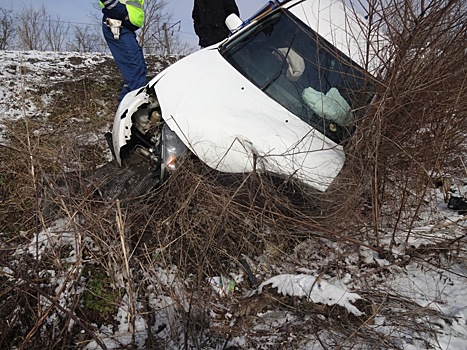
left=111, top=86, right=187, bottom=190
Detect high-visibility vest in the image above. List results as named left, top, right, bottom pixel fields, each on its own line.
left=100, top=0, right=145, bottom=28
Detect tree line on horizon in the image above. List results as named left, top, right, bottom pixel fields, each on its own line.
left=0, top=1, right=194, bottom=55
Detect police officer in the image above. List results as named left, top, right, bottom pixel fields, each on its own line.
left=100, top=0, right=147, bottom=105
left=192, top=0, right=239, bottom=48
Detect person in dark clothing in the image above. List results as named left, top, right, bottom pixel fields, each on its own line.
left=192, top=0, right=240, bottom=48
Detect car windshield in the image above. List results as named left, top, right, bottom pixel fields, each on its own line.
left=221, top=8, right=372, bottom=143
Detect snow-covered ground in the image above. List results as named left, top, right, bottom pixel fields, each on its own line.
left=1, top=50, right=466, bottom=349
left=0, top=50, right=110, bottom=120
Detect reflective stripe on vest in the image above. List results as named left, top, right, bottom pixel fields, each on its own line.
left=99, top=0, right=118, bottom=9
left=120, top=0, right=143, bottom=9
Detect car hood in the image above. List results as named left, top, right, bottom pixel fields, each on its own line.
left=150, top=48, right=345, bottom=192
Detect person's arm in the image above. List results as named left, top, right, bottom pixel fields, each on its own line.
left=101, top=0, right=128, bottom=21
left=192, top=0, right=201, bottom=35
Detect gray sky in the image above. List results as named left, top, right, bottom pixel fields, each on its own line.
left=0, top=0, right=264, bottom=46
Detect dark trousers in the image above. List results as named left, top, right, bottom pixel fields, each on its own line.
left=103, top=24, right=147, bottom=104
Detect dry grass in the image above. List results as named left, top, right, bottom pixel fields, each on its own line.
left=1, top=121, right=462, bottom=349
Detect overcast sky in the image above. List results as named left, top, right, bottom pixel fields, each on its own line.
left=0, top=0, right=264, bottom=46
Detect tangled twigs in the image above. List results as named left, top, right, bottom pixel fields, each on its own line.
left=0, top=257, right=108, bottom=350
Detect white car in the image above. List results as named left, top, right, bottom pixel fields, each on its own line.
left=111, top=0, right=376, bottom=192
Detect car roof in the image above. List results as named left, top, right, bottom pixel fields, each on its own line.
left=280, top=0, right=383, bottom=73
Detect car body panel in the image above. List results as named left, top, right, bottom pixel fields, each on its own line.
left=152, top=48, right=344, bottom=192
left=286, top=0, right=368, bottom=68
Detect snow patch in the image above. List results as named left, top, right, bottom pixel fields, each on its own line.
left=259, top=273, right=364, bottom=317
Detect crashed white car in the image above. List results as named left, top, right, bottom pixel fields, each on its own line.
left=111, top=0, right=375, bottom=192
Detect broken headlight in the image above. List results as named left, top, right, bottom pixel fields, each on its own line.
left=161, top=124, right=187, bottom=177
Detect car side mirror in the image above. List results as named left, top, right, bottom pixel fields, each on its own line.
left=225, top=13, right=243, bottom=32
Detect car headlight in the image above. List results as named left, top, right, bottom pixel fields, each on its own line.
left=161, top=124, right=187, bottom=176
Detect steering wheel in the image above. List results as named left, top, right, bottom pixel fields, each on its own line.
left=268, top=46, right=287, bottom=64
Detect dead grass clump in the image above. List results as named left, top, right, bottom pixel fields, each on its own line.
left=0, top=127, right=41, bottom=236
left=0, top=117, right=110, bottom=234
left=119, top=156, right=328, bottom=277
left=36, top=77, right=120, bottom=124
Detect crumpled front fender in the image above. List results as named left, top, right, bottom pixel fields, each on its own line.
left=112, top=87, right=150, bottom=165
